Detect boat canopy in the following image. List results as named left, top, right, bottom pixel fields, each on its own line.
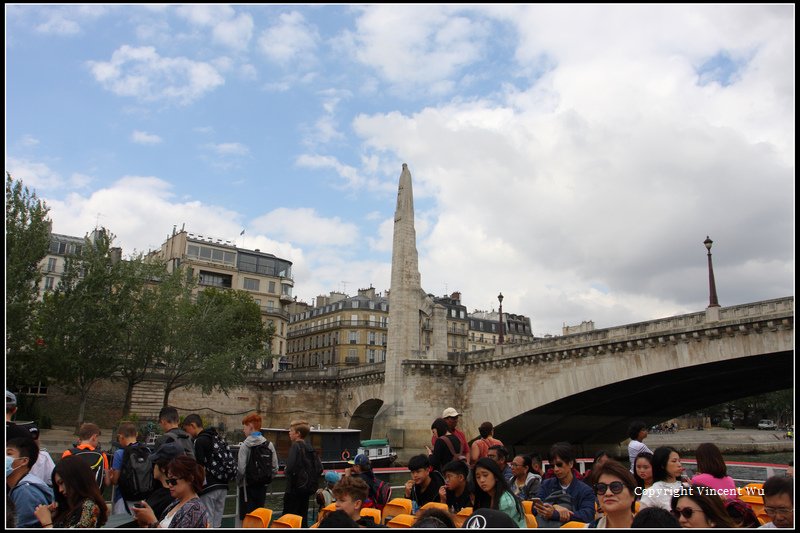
left=360, top=439, right=390, bottom=447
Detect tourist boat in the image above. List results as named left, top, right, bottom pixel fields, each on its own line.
left=259, top=427, right=396, bottom=469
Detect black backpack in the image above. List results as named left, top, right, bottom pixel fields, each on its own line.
left=118, top=444, right=154, bottom=501
left=293, top=444, right=323, bottom=495
left=203, top=432, right=237, bottom=484
left=245, top=441, right=274, bottom=486
left=68, top=447, right=106, bottom=489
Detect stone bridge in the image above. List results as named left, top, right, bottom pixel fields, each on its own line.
left=142, top=296, right=792, bottom=460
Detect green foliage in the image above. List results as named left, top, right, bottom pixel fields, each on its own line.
left=5, top=173, right=52, bottom=384
left=159, top=285, right=273, bottom=404
left=37, top=228, right=149, bottom=425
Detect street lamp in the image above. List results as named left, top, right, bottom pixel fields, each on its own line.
left=704, top=236, right=720, bottom=308
left=497, top=292, right=505, bottom=345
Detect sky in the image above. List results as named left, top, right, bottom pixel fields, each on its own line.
left=6, top=4, right=795, bottom=337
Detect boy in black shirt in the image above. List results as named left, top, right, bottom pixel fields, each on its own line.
left=404, top=454, right=444, bottom=511
left=440, top=460, right=472, bottom=512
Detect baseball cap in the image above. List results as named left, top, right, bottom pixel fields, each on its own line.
left=6, top=390, right=17, bottom=406
left=347, top=453, right=370, bottom=467
left=462, top=508, right=519, bottom=528
left=442, top=407, right=461, bottom=418
left=324, top=470, right=341, bottom=484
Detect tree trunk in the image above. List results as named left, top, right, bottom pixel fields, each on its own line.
left=77, top=392, right=87, bottom=430
left=163, top=386, right=172, bottom=408
left=122, top=380, right=135, bottom=417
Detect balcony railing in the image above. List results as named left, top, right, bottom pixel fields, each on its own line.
left=288, top=320, right=387, bottom=338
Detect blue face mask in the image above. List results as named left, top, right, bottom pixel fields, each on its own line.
left=6, top=456, right=16, bottom=477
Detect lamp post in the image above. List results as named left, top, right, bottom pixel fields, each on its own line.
left=704, top=236, right=720, bottom=308
left=498, top=292, right=505, bottom=345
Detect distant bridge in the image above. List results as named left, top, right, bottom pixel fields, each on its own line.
left=135, top=297, right=793, bottom=459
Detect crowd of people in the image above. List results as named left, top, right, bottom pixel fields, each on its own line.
left=6, top=395, right=795, bottom=529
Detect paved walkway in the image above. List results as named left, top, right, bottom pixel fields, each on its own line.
left=37, top=425, right=116, bottom=453
left=641, top=427, right=793, bottom=454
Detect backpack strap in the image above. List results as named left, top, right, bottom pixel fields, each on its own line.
left=439, top=435, right=460, bottom=458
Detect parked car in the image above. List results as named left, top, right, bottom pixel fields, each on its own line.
left=757, top=419, right=777, bottom=430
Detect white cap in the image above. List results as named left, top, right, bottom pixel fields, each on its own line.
left=442, top=407, right=461, bottom=418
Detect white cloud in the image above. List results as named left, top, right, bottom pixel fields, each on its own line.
left=208, top=142, right=249, bottom=156
left=20, top=135, right=40, bottom=147
left=258, top=11, right=319, bottom=67
left=341, top=5, right=489, bottom=95
left=5, top=157, right=65, bottom=190
left=131, top=130, right=163, bottom=145
left=87, top=45, right=224, bottom=105
left=250, top=208, right=359, bottom=246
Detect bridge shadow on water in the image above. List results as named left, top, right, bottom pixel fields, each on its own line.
left=495, top=350, right=793, bottom=456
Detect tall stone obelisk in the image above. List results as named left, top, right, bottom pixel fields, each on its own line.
left=373, top=164, right=424, bottom=442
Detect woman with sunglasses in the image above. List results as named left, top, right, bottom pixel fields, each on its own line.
left=472, top=457, right=527, bottom=528
left=33, top=456, right=108, bottom=528
left=670, top=485, right=736, bottom=528
left=640, top=446, right=685, bottom=511
left=131, top=455, right=210, bottom=528
left=591, top=459, right=638, bottom=528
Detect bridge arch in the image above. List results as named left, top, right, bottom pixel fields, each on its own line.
left=349, top=398, right=384, bottom=440
left=491, top=351, right=793, bottom=455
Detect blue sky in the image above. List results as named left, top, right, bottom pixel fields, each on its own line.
left=6, top=5, right=795, bottom=336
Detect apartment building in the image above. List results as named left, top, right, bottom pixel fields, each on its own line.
left=153, top=229, right=294, bottom=363
left=468, top=310, right=535, bottom=352
left=287, top=287, right=389, bottom=369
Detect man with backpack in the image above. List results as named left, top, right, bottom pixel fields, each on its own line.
left=283, top=419, right=323, bottom=528
left=182, top=414, right=236, bottom=528
left=109, top=421, right=151, bottom=515
left=153, top=406, right=194, bottom=458
left=61, top=422, right=110, bottom=489
left=236, top=413, right=277, bottom=527
left=344, top=453, right=391, bottom=511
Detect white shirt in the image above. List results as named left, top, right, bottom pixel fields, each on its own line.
left=30, top=446, right=56, bottom=486
left=628, top=440, right=652, bottom=472
left=639, top=480, right=683, bottom=511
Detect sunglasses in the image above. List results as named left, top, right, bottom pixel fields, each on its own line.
left=672, top=507, right=704, bottom=520
left=165, top=478, right=181, bottom=487
left=594, top=481, right=625, bottom=496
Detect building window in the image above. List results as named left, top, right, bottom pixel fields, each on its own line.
left=46, top=258, right=57, bottom=272
left=268, top=281, right=276, bottom=293
left=349, top=331, right=358, bottom=344
left=198, top=270, right=232, bottom=288
left=352, top=301, right=359, bottom=308
left=243, top=277, right=260, bottom=291
left=368, top=349, right=376, bottom=363
left=368, top=331, right=376, bottom=345
left=20, top=382, right=48, bottom=396
left=44, top=276, right=55, bottom=290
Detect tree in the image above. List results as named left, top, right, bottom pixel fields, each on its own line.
left=38, top=228, right=148, bottom=427
left=159, top=285, right=273, bottom=406
left=5, top=172, right=52, bottom=385
left=113, top=257, right=177, bottom=417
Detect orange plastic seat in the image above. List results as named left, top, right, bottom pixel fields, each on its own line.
left=757, top=514, right=771, bottom=526
left=318, top=503, right=337, bottom=523
left=360, top=508, right=383, bottom=524
left=525, top=513, right=538, bottom=528
left=243, top=508, right=273, bottom=528
left=453, top=507, right=473, bottom=528
left=522, top=500, right=534, bottom=515
left=386, top=514, right=417, bottom=528
left=382, top=498, right=413, bottom=524
left=561, top=521, right=588, bottom=528
left=634, top=501, right=641, bottom=514
left=270, top=513, right=303, bottom=528
left=418, top=501, right=449, bottom=514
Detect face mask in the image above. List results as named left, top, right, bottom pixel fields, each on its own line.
left=6, top=456, right=17, bottom=477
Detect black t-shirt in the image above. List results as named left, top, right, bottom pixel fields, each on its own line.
left=412, top=472, right=445, bottom=507
left=446, top=486, right=473, bottom=513
left=146, top=486, right=174, bottom=520
left=430, top=435, right=461, bottom=471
